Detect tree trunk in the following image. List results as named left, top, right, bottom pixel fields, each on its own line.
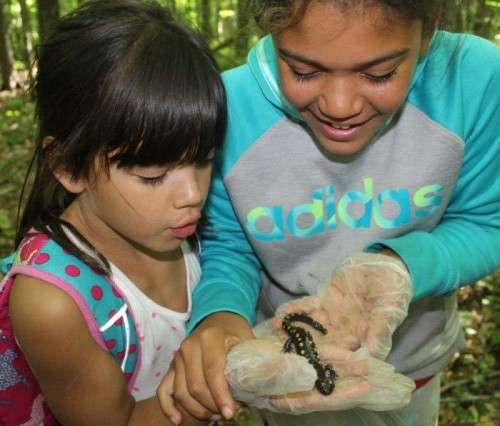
left=442, top=0, right=463, bottom=32
left=37, top=0, right=59, bottom=43
left=169, top=0, right=176, bottom=15
left=0, top=0, right=13, bottom=91
left=235, top=0, right=251, bottom=59
left=199, top=0, right=211, bottom=40
left=472, top=0, right=492, bottom=39
left=18, top=0, right=35, bottom=84
left=214, top=0, right=221, bottom=40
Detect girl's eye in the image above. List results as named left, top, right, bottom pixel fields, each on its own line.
left=363, top=69, right=398, bottom=85
left=138, top=174, right=166, bottom=186
left=290, top=68, right=320, bottom=82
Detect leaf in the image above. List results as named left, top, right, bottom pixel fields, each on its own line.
left=490, top=330, right=500, bottom=345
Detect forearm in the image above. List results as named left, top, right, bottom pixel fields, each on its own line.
left=187, top=269, right=260, bottom=334
left=368, top=221, right=500, bottom=299
left=194, top=311, right=255, bottom=340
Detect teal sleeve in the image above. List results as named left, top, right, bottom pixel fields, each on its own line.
left=187, top=157, right=262, bottom=333
left=186, top=63, right=283, bottom=333
left=369, top=34, right=500, bottom=300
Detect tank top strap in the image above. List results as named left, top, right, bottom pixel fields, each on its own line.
left=6, top=233, right=139, bottom=380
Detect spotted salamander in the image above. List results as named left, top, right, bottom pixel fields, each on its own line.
left=281, top=313, right=337, bottom=395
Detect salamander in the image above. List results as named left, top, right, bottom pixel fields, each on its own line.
left=281, top=313, right=337, bottom=395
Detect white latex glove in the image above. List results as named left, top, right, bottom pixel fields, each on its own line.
left=224, top=335, right=415, bottom=414
left=225, top=336, right=317, bottom=399
left=277, top=252, right=412, bottom=360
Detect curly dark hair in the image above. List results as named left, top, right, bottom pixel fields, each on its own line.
left=252, top=0, right=445, bottom=36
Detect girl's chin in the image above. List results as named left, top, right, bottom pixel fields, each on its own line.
left=314, top=134, right=373, bottom=157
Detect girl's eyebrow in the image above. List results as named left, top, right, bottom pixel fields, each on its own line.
left=278, top=47, right=410, bottom=70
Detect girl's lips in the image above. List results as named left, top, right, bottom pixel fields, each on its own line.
left=316, top=118, right=368, bottom=142
left=170, top=223, right=197, bottom=239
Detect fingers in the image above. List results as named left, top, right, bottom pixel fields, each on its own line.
left=277, top=295, right=321, bottom=316
left=316, top=344, right=353, bottom=363
left=157, top=367, right=183, bottom=425
left=327, top=379, right=372, bottom=404
left=363, top=307, right=403, bottom=359
left=330, top=332, right=361, bottom=351
left=165, top=313, right=254, bottom=423
left=178, top=339, right=218, bottom=413
left=331, top=358, right=373, bottom=378
left=270, top=379, right=372, bottom=413
left=199, top=330, right=241, bottom=419
left=316, top=345, right=372, bottom=378
left=272, top=307, right=331, bottom=341
left=174, top=351, right=217, bottom=420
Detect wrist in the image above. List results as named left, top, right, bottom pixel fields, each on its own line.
left=196, top=312, right=254, bottom=340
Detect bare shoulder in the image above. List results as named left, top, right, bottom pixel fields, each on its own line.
left=9, top=274, right=89, bottom=350
left=9, top=273, right=107, bottom=389
left=9, top=274, right=133, bottom=424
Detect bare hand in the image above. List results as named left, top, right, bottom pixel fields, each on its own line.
left=158, top=312, right=254, bottom=424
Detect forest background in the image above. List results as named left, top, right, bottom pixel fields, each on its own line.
left=0, top=0, right=498, bottom=424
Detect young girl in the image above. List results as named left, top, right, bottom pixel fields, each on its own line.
left=160, top=0, right=500, bottom=425
left=0, top=0, right=226, bottom=424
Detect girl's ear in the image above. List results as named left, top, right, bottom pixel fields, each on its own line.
left=54, top=168, right=87, bottom=194
left=43, top=136, right=87, bottom=194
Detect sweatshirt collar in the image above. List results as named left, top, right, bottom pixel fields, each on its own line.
left=247, top=35, right=305, bottom=123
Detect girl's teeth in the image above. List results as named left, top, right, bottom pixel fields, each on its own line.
left=332, top=124, right=352, bottom=130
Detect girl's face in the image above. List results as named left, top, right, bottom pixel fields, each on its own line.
left=68, top=157, right=212, bottom=257
left=275, top=3, right=428, bottom=157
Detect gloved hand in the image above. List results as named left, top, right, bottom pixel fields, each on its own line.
left=225, top=336, right=317, bottom=399
left=277, top=252, right=412, bottom=360
left=224, top=334, right=415, bottom=414
left=268, top=346, right=415, bottom=413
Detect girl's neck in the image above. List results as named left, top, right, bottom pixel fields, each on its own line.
left=60, top=200, right=185, bottom=297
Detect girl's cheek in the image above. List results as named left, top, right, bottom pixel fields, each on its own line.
left=283, top=84, right=315, bottom=109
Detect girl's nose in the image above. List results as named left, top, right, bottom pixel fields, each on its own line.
left=172, top=167, right=204, bottom=209
left=318, top=76, right=363, bottom=121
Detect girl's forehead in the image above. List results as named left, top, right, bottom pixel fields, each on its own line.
left=279, top=2, right=419, bottom=41
left=274, top=2, right=422, bottom=65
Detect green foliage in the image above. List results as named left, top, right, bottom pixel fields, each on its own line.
left=0, top=92, right=36, bottom=255
left=4, top=0, right=500, bottom=73
left=0, top=0, right=499, bottom=424
left=439, top=274, right=500, bottom=425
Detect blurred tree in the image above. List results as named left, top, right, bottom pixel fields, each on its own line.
left=235, top=0, right=251, bottom=58
left=0, top=0, right=13, bottom=90
left=37, top=0, right=59, bottom=43
left=473, top=0, right=494, bottom=38
left=199, top=0, right=211, bottom=39
left=168, top=0, right=176, bottom=15
left=18, top=0, right=35, bottom=84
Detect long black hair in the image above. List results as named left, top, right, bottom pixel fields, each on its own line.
left=17, top=0, right=227, bottom=273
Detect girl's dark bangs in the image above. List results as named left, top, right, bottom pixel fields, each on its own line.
left=104, top=29, right=226, bottom=168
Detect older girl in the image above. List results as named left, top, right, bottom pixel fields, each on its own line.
left=164, top=1, right=499, bottom=425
